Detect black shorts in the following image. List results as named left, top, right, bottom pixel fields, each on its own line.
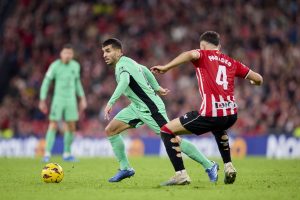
left=179, top=111, right=237, bottom=135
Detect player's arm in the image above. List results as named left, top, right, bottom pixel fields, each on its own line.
left=104, top=71, right=130, bottom=120
left=141, top=65, right=170, bottom=96
left=39, top=64, right=55, bottom=114
left=141, top=65, right=160, bottom=91
left=75, top=66, right=87, bottom=112
left=151, top=50, right=200, bottom=74
left=246, top=70, right=263, bottom=86
left=235, top=61, right=263, bottom=86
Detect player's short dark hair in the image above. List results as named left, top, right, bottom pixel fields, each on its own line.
left=199, top=31, right=220, bottom=46
left=62, top=44, right=74, bottom=50
left=102, top=38, right=122, bottom=50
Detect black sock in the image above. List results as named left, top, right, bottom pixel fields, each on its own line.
left=160, top=131, right=185, bottom=171
left=213, top=130, right=231, bottom=163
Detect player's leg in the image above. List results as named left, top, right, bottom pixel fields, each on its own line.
left=63, top=121, right=76, bottom=161
left=105, top=119, right=131, bottom=171
left=212, top=130, right=236, bottom=184
left=43, top=121, right=58, bottom=162
left=142, top=110, right=215, bottom=181
left=106, top=106, right=143, bottom=182
left=212, top=114, right=238, bottom=184
left=158, top=117, right=191, bottom=185
left=43, top=101, right=63, bottom=162
left=63, top=101, right=79, bottom=161
left=161, top=111, right=220, bottom=184
left=176, top=136, right=216, bottom=171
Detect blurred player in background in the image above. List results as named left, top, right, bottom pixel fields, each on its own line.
left=102, top=38, right=218, bottom=183
left=39, top=44, right=87, bottom=162
left=151, top=31, right=263, bottom=185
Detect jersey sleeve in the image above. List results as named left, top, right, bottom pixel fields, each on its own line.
left=45, top=62, right=56, bottom=80
left=108, top=71, right=130, bottom=106
left=39, top=63, right=56, bottom=100
left=75, top=64, right=85, bottom=97
left=191, top=49, right=201, bottom=68
left=235, top=60, right=250, bottom=78
left=141, top=65, right=160, bottom=91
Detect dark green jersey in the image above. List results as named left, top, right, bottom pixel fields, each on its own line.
left=40, top=59, right=85, bottom=101
left=108, top=56, right=165, bottom=112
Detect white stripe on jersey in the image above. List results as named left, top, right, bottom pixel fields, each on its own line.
left=219, top=95, right=227, bottom=116
left=201, top=94, right=206, bottom=116
left=227, top=95, right=235, bottom=115
left=196, top=68, right=206, bottom=116
left=211, top=95, right=217, bottom=117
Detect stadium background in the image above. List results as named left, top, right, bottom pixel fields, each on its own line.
left=0, top=0, right=300, bottom=159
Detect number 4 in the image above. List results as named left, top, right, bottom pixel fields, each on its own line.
left=216, top=65, right=228, bottom=90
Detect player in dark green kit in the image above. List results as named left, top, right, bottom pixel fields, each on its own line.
left=39, top=44, right=87, bottom=162
left=102, top=38, right=219, bottom=183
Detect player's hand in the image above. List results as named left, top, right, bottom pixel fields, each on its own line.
left=38, top=100, right=48, bottom=114
left=104, top=104, right=112, bottom=120
left=157, top=87, right=170, bottom=96
left=151, top=65, right=168, bottom=74
left=79, top=97, right=87, bottom=113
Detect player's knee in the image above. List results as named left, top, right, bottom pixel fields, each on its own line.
left=104, top=125, right=115, bottom=136
left=63, top=122, right=75, bottom=132
left=49, top=122, right=58, bottom=131
left=160, top=125, right=174, bottom=135
left=68, top=124, right=76, bottom=132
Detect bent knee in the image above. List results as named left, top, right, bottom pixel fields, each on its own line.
left=105, top=125, right=116, bottom=136
left=49, top=122, right=58, bottom=130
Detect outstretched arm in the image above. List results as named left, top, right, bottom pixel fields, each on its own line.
left=151, top=50, right=200, bottom=74
left=246, top=70, right=263, bottom=86
left=141, top=65, right=160, bottom=91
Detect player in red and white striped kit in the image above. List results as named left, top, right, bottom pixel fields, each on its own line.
left=151, top=31, right=263, bottom=186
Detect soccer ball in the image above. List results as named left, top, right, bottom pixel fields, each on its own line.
left=41, top=163, right=64, bottom=183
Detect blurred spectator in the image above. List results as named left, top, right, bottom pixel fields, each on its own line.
left=0, top=0, right=299, bottom=137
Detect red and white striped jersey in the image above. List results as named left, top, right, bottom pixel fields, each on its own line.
left=192, top=49, right=250, bottom=117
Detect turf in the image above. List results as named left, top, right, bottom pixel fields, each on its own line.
left=0, top=157, right=299, bottom=200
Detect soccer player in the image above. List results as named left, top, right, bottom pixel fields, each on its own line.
left=151, top=31, right=263, bottom=185
left=39, top=44, right=87, bottom=162
left=102, top=38, right=219, bottom=183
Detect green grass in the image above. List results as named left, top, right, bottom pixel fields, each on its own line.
left=0, top=157, right=299, bottom=200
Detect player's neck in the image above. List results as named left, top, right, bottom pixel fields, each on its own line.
left=113, top=55, right=123, bottom=67
left=60, top=59, right=70, bottom=64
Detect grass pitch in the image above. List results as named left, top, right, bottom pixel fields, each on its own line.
left=0, top=156, right=299, bottom=200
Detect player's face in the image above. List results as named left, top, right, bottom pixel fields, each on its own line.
left=102, top=45, right=122, bottom=66
left=60, top=48, right=74, bottom=63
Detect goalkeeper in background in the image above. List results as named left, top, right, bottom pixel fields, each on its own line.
left=39, top=44, right=87, bottom=162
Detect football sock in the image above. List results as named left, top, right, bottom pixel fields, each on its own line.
left=160, top=125, right=185, bottom=172
left=108, top=134, right=131, bottom=170
left=45, top=129, right=56, bottom=156
left=180, top=138, right=213, bottom=169
left=213, top=130, right=231, bottom=163
left=63, top=131, right=74, bottom=154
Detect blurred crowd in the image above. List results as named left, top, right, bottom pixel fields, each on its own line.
left=0, top=0, right=299, bottom=138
